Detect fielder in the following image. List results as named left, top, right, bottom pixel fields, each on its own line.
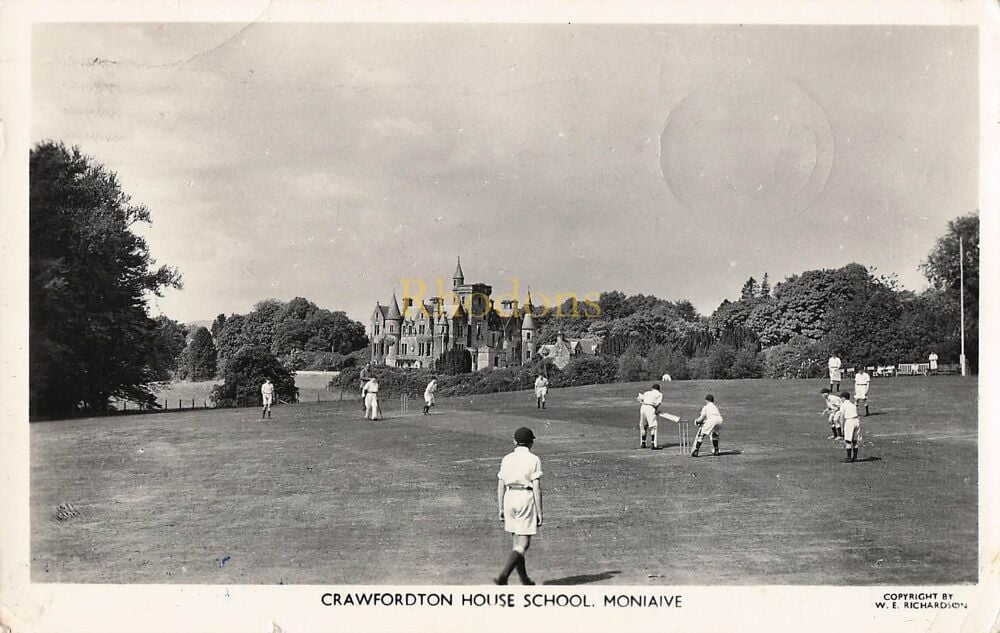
left=260, top=378, right=274, bottom=419
left=838, top=391, right=862, bottom=462
left=828, top=353, right=843, bottom=391
left=359, top=363, right=372, bottom=411
left=819, top=388, right=844, bottom=439
left=495, top=426, right=543, bottom=586
left=928, top=352, right=939, bottom=373
left=423, top=376, right=438, bottom=415
left=534, top=374, right=549, bottom=409
left=636, top=384, right=663, bottom=449
left=362, top=377, right=381, bottom=420
left=854, top=366, right=871, bottom=416
left=690, top=394, right=723, bottom=457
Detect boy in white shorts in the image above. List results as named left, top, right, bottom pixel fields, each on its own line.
left=819, top=388, right=844, bottom=439
left=362, top=377, right=381, bottom=420
left=636, top=384, right=664, bottom=449
left=838, top=391, right=862, bottom=462
left=260, top=378, right=274, bottom=419
left=495, top=427, right=543, bottom=585
left=423, top=376, right=438, bottom=415
left=690, top=394, right=723, bottom=457
left=534, top=374, right=549, bottom=409
left=853, top=367, right=871, bottom=416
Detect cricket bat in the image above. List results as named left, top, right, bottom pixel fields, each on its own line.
left=658, top=412, right=681, bottom=423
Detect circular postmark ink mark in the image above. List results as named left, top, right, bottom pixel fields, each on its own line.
left=660, top=74, right=834, bottom=216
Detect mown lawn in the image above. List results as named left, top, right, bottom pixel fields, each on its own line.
left=31, top=376, right=977, bottom=585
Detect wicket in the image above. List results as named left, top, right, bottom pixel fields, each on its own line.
left=677, top=420, right=691, bottom=455
left=400, top=394, right=410, bottom=415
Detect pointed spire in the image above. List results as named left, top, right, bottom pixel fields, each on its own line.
left=453, top=256, right=465, bottom=285
left=386, top=292, right=402, bottom=320
left=521, top=291, right=536, bottom=330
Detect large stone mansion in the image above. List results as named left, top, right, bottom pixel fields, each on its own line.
left=369, top=259, right=539, bottom=371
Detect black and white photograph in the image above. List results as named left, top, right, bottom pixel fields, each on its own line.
left=1, top=2, right=997, bottom=632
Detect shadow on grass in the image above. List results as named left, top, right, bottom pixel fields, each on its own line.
left=863, top=412, right=888, bottom=417
left=543, top=570, right=622, bottom=585
left=853, top=456, right=883, bottom=463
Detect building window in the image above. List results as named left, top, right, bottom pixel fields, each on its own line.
left=526, top=332, right=531, bottom=341
left=526, top=350, right=531, bottom=359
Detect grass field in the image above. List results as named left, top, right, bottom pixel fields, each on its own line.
left=30, top=377, right=977, bottom=586
left=121, top=371, right=344, bottom=410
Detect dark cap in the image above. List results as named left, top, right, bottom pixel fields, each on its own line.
left=514, top=427, right=535, bottom=444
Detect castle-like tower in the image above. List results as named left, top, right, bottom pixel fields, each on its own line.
left=369, top=258, right=531, bottom=371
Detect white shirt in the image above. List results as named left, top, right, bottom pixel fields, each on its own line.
left=828, top=356, right=842, bottom=370
left=638, top=389, right=663, bottom=408
left=661, top=373, right=672, bottom=382
left=854, top=372, right=871, bottom=386
left=697, top=402, right=723, bottom=424
left=363, top=379, right=379, bottom=394
left=261, top=382, right=274, bottom=396
left=424, top=380, right=437, bottom=397
left=929, top=353, right=938, bottom=362
left=825, top=394, right=844, bottom=410
left=497, top=446, right=543, bottom=488
left=534, top=376, right=549, bottom=389
left=839, top=399, right=859, bottom=420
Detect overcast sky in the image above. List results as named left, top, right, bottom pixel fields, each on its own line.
left=32, top=23, right=978, bottom=324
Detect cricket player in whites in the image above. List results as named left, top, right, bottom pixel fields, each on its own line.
left=854, top=366, right=871, bottom=416
left=423, top=376, right=438, bottom=415
left=637, top=384, right=663, bottom=449
left=534, top=373, right=549, bottom=409
left=260, top=378, right=274, bottom=419
left=495, top=426, right=543, bottom=585
left=690, top=394, right=723, bottom=457
left=820, top=388, right=844, bottom=439
left=362, top=376, right=381, bottom=421
left=838, top=391, right=862, bottom=462
left=828, top=353, right=843, bottom=392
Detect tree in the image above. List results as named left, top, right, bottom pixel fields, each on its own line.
left=29, top=142, right=181, bottom=416
left=184, top=327, right=218, bottom=381
left=759, top=273, right=771, bottom=298
left=436, top=348, right=472, bottom=374
left=148, top=316, right=188, bottom=382
left=740, top=277, right=759, bottom=300
left=211, top=313, right=227, bottom=339
left=920, top=212, right=979, bottom=371
left=210, top=347, right=297, bottom=407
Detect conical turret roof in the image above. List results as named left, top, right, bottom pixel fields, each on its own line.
left=453, top=256, right=465, bottom=282
left=386, top=293, right=402, bottom=320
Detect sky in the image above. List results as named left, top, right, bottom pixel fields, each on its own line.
left=31, top=23, right=979, bottom=325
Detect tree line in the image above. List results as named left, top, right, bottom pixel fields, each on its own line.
left=28, top=141, right=978, bottom=417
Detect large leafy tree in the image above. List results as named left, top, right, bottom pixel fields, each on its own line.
left=210, top=347, right=297, bottom=407
left=181, top=327, right=218, bottom=381
left=148, top=316, right=189, bottom=382
left=920, top=212, right=979, bottom=370
left=29, top=142, right=181, bottom=417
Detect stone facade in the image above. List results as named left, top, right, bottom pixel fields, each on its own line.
left=369, top=259, right=538, bottom=371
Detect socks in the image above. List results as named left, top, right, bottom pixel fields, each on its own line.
left=514, top=552, right=531, bottom=584
left=692, top=440, right=702, bottom=455
left=845, top=448, right=852, bottom=461
left=711, top=438, right=719, bottom=454
left=852, top=447, right=858, bottom=461
left=650, top=432, right=657, bottom=448
left=497, top=551, right=523, bottom=584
